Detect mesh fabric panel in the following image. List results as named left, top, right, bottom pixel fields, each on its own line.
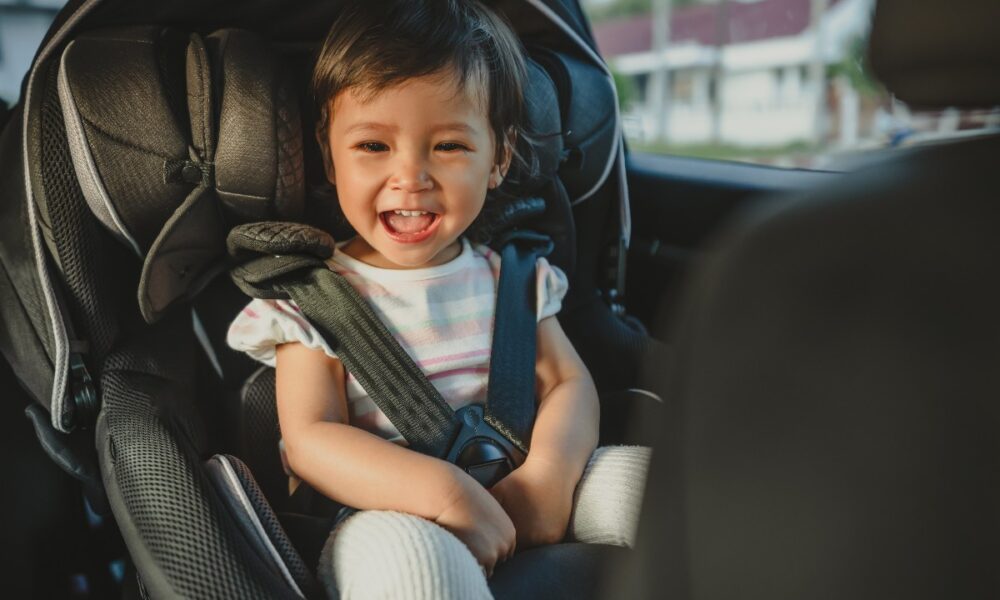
left=224, top=454, right=318, bottom=594
left=39, top=61, right=125, bottom=363
left=239, top=367, right=286, bottom=506
left=102, top=364, right=279, bottom=598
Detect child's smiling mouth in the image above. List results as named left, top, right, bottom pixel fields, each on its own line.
left=379, top=209, right=442, bottom=243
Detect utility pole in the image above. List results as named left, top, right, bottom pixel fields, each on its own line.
left=649, top=0, right=671, bottom=141
left=809, top=0, right=830, bottom=144
left=710, top=0, right=730, bottom=144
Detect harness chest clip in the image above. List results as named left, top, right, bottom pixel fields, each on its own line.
left=445, top=404, right=526, bottom=488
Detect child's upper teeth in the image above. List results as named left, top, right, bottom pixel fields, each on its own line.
left=394, top=210, right=427, bottom=217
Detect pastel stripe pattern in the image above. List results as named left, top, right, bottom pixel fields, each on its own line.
left=226, top=237, right=568, bottom=444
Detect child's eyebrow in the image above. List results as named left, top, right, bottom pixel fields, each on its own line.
left=340, top=122, right=475, bottom=135
left=429, top=123, right=477, bottom=134
left=342, top=122, right=397, bottom=135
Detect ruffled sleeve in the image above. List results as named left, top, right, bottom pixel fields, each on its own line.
left=226, top=298, right=338, bottom=367
left=536, top=257, right=569, bottom=322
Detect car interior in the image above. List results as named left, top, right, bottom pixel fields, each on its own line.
left=607, top=0, right=1000, bottom=598
left=1, top=0, right=997, bottom=598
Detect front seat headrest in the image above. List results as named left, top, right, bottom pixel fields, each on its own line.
left=58, top=26, right=303, bottom=323
left=869, top=0, right=1000, bottom=108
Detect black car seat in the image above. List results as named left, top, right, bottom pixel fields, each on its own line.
left=0, top=1, right=659, bottom=597
left=608, top=0, right=1000, bottom=598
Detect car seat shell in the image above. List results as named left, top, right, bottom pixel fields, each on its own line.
left=0, top=1, right=646, bottom=598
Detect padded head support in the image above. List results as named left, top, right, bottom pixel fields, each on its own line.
left=869, top=0, right=1000, bottom=108
left=466, top=49, right=614, bottom=273
left=506, top=59, right=562, bottom=195
left=59, top=26, right=304, bottom=323
left=209, top=29, right=304, bottom=222
left=530, top=48, right=618, bottom=203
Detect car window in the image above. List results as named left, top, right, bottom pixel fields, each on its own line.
left=0, top=0, right=62, bottom=107
left=583, top=0, right=1000, bottom=170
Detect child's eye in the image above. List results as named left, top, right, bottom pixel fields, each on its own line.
left=436, top=142, right=469, bottom=152
left=357, top=142, right=388, bottom=153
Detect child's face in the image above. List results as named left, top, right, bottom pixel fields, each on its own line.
left=325, top=70, right=506, bottom=269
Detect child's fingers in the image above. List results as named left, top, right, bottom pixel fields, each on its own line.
left=506, top=540, right=517, bottom=561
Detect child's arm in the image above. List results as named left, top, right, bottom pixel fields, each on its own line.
left=275, top=342, right=516, bottom=570
left=489, top=315, right=600, bottom=548
left=528, top=315, right=601, bottom=475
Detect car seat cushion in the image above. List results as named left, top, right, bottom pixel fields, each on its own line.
left=58, top=26, right=306, bottom=324
left=208, top=29, right=305, bottom=223
left=205, top=453, right=320, bottom=598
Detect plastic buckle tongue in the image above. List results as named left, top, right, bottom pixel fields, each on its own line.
left=445, top=404, right=526, bottom=488
left=67, top=342, right=97, bottom=430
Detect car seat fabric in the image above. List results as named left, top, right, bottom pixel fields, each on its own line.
left=204, top=453, right=319, bottom=598
left=97, top=319, right=310, bottom=599
left=237, top=366, right=287, bottom=502
left=57, top=26, right=305, bottom=325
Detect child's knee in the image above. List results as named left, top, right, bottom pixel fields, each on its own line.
left=584, top=445, right=652, bottom=481
left=321, top=510, right=491, bottom=599
left=569, top=446, right=652, bottom=548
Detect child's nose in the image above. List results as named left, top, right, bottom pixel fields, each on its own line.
left=389, top=157, right=433, bottom=193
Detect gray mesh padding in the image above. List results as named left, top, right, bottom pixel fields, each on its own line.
left=98, top=323, right=298, bottom=599
left=238, top=366, right=287, bottom=505
left=211, top=454, right=318, bottom=596
left=40, top=57, right=135, bottom=428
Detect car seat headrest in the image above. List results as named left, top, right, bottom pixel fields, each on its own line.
left=464, top=48, right=614, bottom=274
left=208, top=29, right=304, bottom=222
left=504, top=59, right=562, bottom=195
left=869, top=0, right=1000, bottom=108
left=58, top=26, right=303, bottom=323
left=529, top=48, right=618, bottom=203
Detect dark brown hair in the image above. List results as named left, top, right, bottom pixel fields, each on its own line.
left=311, top=0, right=527, bottom=167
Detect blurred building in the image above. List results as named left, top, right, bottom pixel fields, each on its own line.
left=0, top=0, right=62, bottom=105
left=594, top=0, right=875, bottom=147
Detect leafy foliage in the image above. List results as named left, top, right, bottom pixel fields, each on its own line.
left=827, top=35, right=884, bottom=97
left=611, top=68, right=636, bottom=110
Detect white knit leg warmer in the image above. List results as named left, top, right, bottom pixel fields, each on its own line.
left=567, top=445, right=653, bottom=548
left=317, top=510, right=492, bottom=600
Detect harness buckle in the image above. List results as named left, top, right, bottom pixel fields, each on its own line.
left=445, top=404, right=526, bottom=488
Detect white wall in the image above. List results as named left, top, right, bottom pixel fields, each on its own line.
left=611, top=0, right=875, bottom=147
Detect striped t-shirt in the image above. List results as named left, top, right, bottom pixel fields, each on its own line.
left=226, top=237, right=568, bottom=445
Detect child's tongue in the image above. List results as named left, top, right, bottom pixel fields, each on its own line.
left=384, top=211, right=434, bottom=234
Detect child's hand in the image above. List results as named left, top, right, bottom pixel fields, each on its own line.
left=489, top=456, right=577, bottom=550
left=433, top=469, right=517, bottom=578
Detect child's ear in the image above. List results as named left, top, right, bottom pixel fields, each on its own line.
left=500, top=129, right=516, bottom=177
left=315, top=113, right=336, bottom=185
left=490, top=130, right=516, bottom=189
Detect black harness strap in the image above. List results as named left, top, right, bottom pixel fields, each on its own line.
left=483, top=231, right=554, bottom=452
left=229, top=222, right=553, bottom=471
left=277, top=268, right=461, bottom=458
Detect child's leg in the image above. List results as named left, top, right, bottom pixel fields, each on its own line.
left=317, top=509, right=492, bottom=600
left=566, top=445, right=652, bottom=548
